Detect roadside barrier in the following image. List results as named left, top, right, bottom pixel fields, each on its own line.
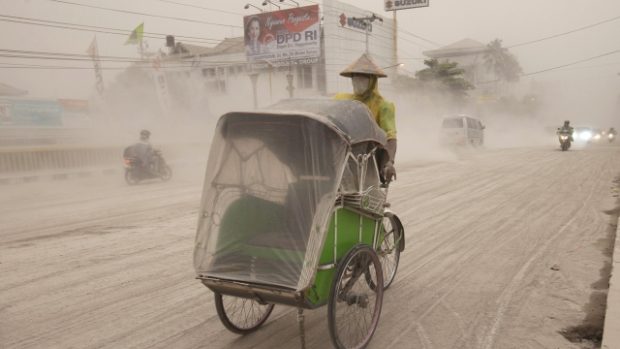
left=0, top=146, right=121, bottom=173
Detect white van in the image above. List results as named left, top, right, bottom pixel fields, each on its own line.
left=440, top=114, right=485, bottom=146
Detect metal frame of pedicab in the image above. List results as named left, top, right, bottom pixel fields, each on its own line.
left=194, top=99, right=405, bottom=349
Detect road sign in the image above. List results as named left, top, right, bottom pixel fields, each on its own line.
left=384, top=0, right=429, bottom=12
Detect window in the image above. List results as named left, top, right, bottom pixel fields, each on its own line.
left=296, top=65, right=313, bottom=89
left=442, top=118, right=463, bottom=128
left=363, top=156, right=380, bottom=190
left=202, top=68, right=215, bottom=78
left=466, top=118, right=482, bottom=129
left=340, top=156, right=359, bottom=193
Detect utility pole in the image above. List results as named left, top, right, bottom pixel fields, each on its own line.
left=393, top=11, right=398, bottom=69
left=248, top=65, right=259, bottom=109
left=352, top=14, right=383, bottom=54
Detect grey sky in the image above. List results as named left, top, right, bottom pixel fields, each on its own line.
left=1, top=0, right=619, bottom=105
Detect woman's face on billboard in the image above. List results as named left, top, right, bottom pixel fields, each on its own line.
left=248, top=20, right=260, bottom=41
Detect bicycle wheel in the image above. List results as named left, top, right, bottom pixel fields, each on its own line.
left=328, top=244, right=384, bottom=349
left=214, top=293, right=274, bottom=334
left=378, top=213, right=401, bottom=289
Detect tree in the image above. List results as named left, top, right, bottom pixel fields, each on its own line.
left=415, top=58, right=473, bottom=98
left=484, top=39, right=522, bottom=83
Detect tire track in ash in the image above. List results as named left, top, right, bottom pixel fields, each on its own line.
left=479, top=148, right=607, bottom=349
left=380, top=148, right=591, bottom=348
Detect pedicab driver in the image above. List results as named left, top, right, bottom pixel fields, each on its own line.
left=334, top=53, right=397, bottom=183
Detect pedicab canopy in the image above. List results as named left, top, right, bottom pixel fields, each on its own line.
left=194, top=99, right=387, bottom=291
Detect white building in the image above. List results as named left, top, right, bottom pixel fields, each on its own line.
left=422, top=38, right=492, bottom=87
left=153, top=0, right=398, bottom=119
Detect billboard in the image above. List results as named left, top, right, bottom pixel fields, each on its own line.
left=384, top=0, right=429, bottom=11
left=243, top=5, right=320, bottom=63
left=0, top=99, right=63, bottom=127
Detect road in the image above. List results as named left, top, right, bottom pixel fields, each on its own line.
left=1, top=145, right=619, bottom=349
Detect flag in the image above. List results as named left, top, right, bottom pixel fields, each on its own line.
left=125, top=23, right=144, bottom=45
left=86, top=36, right=97, bottom=57
left=86, top=36, right=104, bottom=95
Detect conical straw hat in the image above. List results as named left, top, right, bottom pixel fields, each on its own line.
left=340, top=53, right=387, bottom=78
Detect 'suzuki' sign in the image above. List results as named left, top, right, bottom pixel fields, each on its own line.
left=384, top=0, right=429, bottom=11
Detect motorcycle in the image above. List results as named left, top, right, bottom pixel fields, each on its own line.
left=558, top=132, right=571, bottom=151
left=123, top=149, right=172, bottom=185
left=609, top=133, right=616, bottom=143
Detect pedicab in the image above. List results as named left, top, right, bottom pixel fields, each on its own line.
left=194, top=98, right=405, bottom=349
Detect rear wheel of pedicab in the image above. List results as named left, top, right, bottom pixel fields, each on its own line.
left=214, top=292, right=274, bottom=334
left=328, top=244, right=384, bottom=349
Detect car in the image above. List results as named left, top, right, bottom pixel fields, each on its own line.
left=440, top=114, right=485, bottom=146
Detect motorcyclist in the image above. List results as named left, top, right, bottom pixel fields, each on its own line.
left=334, top=53, right=397, bottom=183
left=557, top=120, right=574, bottom=141
left=609, top=127, right=617, bottom=136
left=124, top=129, right=155, bottom=172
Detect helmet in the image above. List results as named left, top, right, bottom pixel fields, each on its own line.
left=140, top=129, right=151, bottom=139
left=564, top=120, right=570, bottom=125
left=340, top=53, right=387, bottom=78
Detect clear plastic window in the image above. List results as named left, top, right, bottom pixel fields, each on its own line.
left=363, top=155, right=380, bottom=190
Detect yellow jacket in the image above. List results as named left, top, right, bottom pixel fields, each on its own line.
left=333, top=76, right=396, bottom=140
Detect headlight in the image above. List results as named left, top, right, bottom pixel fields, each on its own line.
left=560, top=135, right=568, bottom=140
left=580, top=131, right=592, bottom=140
left=594, top=134, right=601, bottom=140
left=610, top=134, right=615, bottom=138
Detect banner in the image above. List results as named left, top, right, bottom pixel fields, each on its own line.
left=86, top=36, right=105, bottom=95
left=0, top=99, right=63, bottom=127
left=384, top=0, right=429, bottom=11
left=243, top=5, right=320, bottom=63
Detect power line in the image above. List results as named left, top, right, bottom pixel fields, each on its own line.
left=48, top=0, right=243, bottom=29
left=0, top=52, right=148, bottom=64
left=0, top=14, right=222, bottom=44
left=477, top=48, right=620, bottom=84
left=152, top=0, right=244, bottom=17
left=397, top=27, right=442, bottom=47
left=279, top=0, right=441, bottom=48
left=319, top=2, right=441, bottom=48
left=551, top=60, right=620, bottom=72
left=0, top=63, right=233, bottom=70
left=508, top=15, right=620, bottom=49
left=0, top=48, right=136, bottom=60
left=42, top=0, right=438, bottom=56
left=0, top=18, right=219, bottom=46
left=0, top=50, right=251, bottom=66
left=522, top=49, right=620, bottom=76
left=0, top=59, right=361, bottom=71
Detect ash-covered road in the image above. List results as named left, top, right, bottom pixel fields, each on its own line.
left=1, top=145, right=619, bottom=349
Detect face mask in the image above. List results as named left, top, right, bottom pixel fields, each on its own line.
left=352, top=75, right=370, bottom=95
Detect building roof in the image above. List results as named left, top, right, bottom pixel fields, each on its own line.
left=0, top=82, right=27, bottom=96
left=167, top=37, right=245, bottom=60
left=175, top=43, right=215, bottom=56
left=210, top=37, right=244, bottom=55
left=423, top=39, right=488, bottom=59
